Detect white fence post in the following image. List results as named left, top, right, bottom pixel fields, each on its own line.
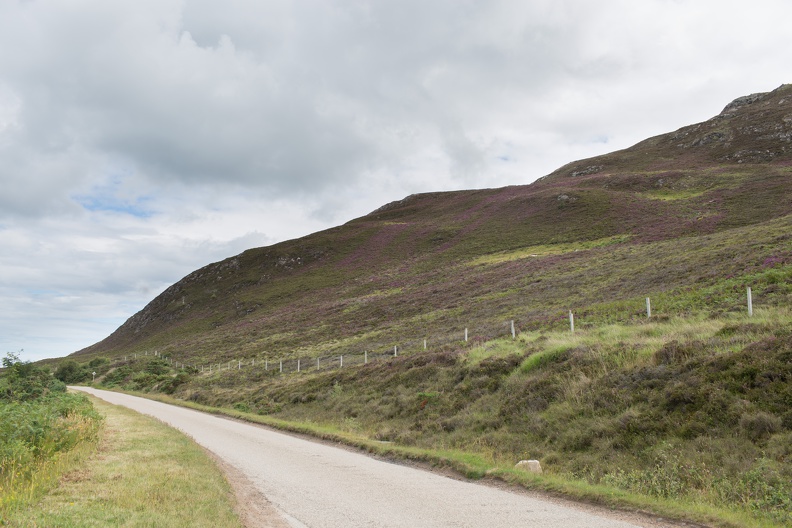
left=747, top=287, right=753, bottom=316
left=394, top=346, right=398, bottom=357
left=424, top=339, right=427, bottom=350
left=279, top=359, right=283, bottom=373
left=364, top=351, right=368, bottom=364
left=297, top=359, right=301, bottom=372
left=511, top=320, right=516, bottom=339
left=340, top=355, right=343, bottom=368
left=646, top=297, right=652, bottom=318
left=238, top=360, right=241, bottom=370
left=569, top=310, right=575, bottom=333
left=464, top=328, right=468, bottom=342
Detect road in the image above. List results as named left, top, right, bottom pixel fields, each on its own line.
left=74, top=387, right=663, bottom=528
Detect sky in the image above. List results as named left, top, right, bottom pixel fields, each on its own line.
left=1, top=0, right=791, bottom=362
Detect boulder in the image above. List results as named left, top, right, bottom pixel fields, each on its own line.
left=515, top=460, right=542, bottom=474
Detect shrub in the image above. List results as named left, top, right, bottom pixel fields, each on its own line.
left=1, top=355, right=103, bottom=517
left=54, top=360, right=90, bottom=384
left=1, top=353, right=64, bottom=401
left=739, top=412, right=782, bottom=441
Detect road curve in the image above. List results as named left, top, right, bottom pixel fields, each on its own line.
left=74, top=387, right=653, bottom=528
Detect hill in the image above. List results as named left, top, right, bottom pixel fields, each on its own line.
left=75, top=84, right=792, bottom=363
left=62, top=85, right=792, bottom=526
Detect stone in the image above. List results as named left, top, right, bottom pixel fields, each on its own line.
left=515, top=460, right=542, bottom=474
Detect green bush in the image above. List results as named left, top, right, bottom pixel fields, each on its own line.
left=1, top=353, right=64, bottom=402
left=0, top=353, right=103, bottom=516
left=54, top=360, right=90, bottom=384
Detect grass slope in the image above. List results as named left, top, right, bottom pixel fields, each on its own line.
left=3, top=395, right=244, bottom=528
left=51, top=85, right=792, bottom=526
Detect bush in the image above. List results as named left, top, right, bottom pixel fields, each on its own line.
left=740, top=412, right=782, bottom=441
left=102, top=366, right=132, bottom=387
left=54, top=360, right=90, bottom=384
left=1, top=354, right=103, bottom=516
left=1, top=353, right=64, bottom=402
left=144, top=359, right=171, bottom=376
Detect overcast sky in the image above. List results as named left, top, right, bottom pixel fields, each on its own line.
left=2, top=0, right=790, bottom=362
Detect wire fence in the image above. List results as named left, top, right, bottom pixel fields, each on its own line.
left=110, top=287, right=759, bottom=378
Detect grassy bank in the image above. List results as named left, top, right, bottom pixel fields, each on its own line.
left=1, top=353, right=103, bottom=520
left=0, top=394, right=101, bottom=520
left=2, top=395, right=244, bottom=528
left=109, top=308, right=792, bottom=527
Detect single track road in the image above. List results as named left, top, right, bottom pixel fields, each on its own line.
left=74, top=387, right=678, bottom=528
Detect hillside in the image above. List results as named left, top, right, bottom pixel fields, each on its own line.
left=63, top=85, right=792, bottom=525
left=75, top=84, right=792, bottom=363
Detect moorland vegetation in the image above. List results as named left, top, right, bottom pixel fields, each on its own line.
left=53, top=85, right=792, bottom=526
left=0, top=353, right=102, bottom=518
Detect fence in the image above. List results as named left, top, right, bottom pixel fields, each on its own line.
left=112, top=288, right=759, bottom=377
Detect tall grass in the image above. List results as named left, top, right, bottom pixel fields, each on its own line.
left=0, top=393, right=102, bottom=517
left=4, top=396, right=248, bottom=527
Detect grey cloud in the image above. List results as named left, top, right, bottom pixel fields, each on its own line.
left=2, top=0, right=792, bottom=361
left=2, top=1, right=615, bottom=210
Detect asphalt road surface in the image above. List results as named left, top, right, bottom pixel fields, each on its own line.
left=74, top=387, right=660, bottom=528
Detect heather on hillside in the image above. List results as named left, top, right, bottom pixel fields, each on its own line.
left=56, top=86, right=792, bottom=526
left=189, top=311, right=792, bottom=525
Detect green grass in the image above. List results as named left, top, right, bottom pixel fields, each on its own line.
left=115, top=348, right=789, bottom=528
left=53, top=85, right=792, bottom=526
left=129, top=307, right=791, bottom=527
left=0, top=395, right=102, bottom=519
left=468, top=235, right=633, bottom=266
left=2, top=395, right=244, bottom=528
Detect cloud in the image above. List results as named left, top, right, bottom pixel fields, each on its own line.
left=1, top=0, right=791, bottom=360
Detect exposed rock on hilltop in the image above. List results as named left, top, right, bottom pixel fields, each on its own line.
left=554, top=83, right=792, bottom=179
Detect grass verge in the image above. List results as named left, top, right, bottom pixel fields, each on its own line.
left=123, top=390, right=776, bottom=528
left=2, top=395, right=243, bottom=528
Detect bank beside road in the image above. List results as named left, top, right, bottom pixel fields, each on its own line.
left=4, top=391, right=246, bottom=528
left=73, top=386, right=679, bottom=528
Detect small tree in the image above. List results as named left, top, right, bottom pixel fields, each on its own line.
left=54, top=360, right=90, bottom=384
left=1, top=351, right=64, bottom=401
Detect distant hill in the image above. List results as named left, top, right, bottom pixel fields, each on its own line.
left=74, top=84, right=792, bottom=365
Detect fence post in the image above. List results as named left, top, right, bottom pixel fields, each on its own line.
left=340, top=355, right=343, bottom=368
left=747, top=287, right=753, bottom=316
left=424, top=339, right=427, bottom=350
left=646, top=297, right=652, bottom=318
left=464, top=328, right=468, bottom=342
left=394, top=346, right=398, bottom=357
left=511, top=320, right=515, bottom=339
left=569, top=310, right=575, bottom=333
left=297, top=359, right=301, bottom=372
left=364, top=351, right=368, bottom=364
left=252, top=358, right=255, bottom=367
left=279, top=359, right=283, bottom=373
left=317, top=357, right=320, bottom=369
left=238, top=360, right=241, bottom=370
left=265, top=359, right=268, bottom=371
